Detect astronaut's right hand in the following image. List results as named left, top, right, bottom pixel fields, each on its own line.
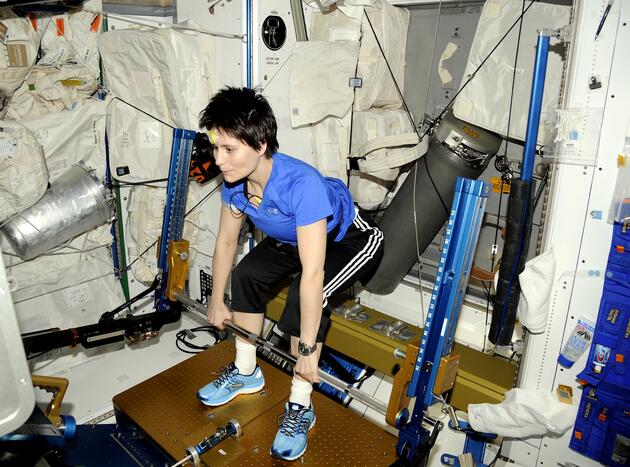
left=207, top=299, right=233, bottom=330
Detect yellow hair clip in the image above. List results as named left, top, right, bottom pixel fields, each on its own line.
left=206, top=129, right=217, bottom=145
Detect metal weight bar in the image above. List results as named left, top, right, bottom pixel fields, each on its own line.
left=174, top=291, right=390, bottom=415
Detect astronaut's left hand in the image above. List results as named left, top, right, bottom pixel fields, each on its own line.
left=295, top=353, right=320, bottom=384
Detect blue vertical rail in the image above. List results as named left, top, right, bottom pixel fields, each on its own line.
left=156, top=129, right=196, bottom=311
left=489, top=30, right=551, bottom=345
left=246, top=0, right=252, bottom=89
left=521, top=32, right=550, bottom=181
left=397, top=177, right=489, bottom=462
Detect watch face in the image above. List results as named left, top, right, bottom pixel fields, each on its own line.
left=298, top=342, right=315, bottom=356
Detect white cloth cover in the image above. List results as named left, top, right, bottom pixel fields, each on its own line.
left=107, top=97, right=172, bottom=182
left=126, top=182, right=215, bottom=284
left=99, top=28, right=188, bottom=129
left=347, top=109, right=426, bottom=209
left=305, top=0, right=383, bottom=16
left=349, top=167, right=398, bottom=210
left=5, top=64, right=98, bottom=120
left=350, top=109, right=424, bottom=171
left=19, top=99, right=107, bottom=182
left=154, top=23, right=215, bottom=130
left=0, top=9, right=40, bottom=115
left=310, top=6, right=362, bottom=42
left=100, top=23, right=215, bottom=182
left=310, top=114, right=351, bottom=183
left=3, top=224, right=114, bottom=304
left=517, top=249, right=556, bottom=334
left=354, top=3, right=409, bottom=111
left=38, top=4, right=102, bottom=77
left=453, top=0, right=570, bottom=146
left=99, top=23, right=215, bottom=130
left=0, top=121, right=48, bottom=222
left=290, top=40, right=360, bottom=127
left=467, top=388, right=576, bottom=438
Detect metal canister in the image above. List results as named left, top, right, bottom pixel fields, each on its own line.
left=1, top=165, right=113, bottom=261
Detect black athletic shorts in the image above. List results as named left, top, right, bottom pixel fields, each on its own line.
left=230, top=209, right=384, bottom=342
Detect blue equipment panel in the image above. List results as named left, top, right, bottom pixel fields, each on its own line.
left=155, top=129, right=196, bottom=311
left=397, top=177, right=489, bottom=463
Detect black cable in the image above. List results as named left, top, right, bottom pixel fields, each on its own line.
left=27, top=350, right=50, bottom=360
left=365, top=2, right=539, bottom=217
left=488, top=441, right=503, bottom=466
left=421, top=0, right=540, bottom=140
left=495, top=0, right=527, bottom=180
left=109, top=95, right=176, bottom=130
left=533, top=165, right=549, bottom=210
left=109, top=178, right=168, bottom=188
left=483, top=0, right=530, bottom=350
left=124, top=183, right=222, bottom=271
left=362, top=11, right=424, bottom=216
left=364, top=11, right=418, bottom=138
left=423, top=156, right=449, bottom=215
left=347, top=44, right=361, bottom=176
left=480, top=280, right=492, bottom=303
left=175, top=325, right=228, bottom=354
left=484, top=177, right=506, bottom=352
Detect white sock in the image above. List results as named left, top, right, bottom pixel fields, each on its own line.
left=234, top=338, right=257, bottom=375
left=289, top=377, right=313, bottom=408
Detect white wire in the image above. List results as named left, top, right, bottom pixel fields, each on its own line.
left=76, top=6, right=243, bottom=40
left=412, top=161, right=427, bottom=326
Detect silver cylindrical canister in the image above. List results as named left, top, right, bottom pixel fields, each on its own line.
left=1, top=165, right=113, bottom=261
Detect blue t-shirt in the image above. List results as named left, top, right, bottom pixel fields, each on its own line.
left=221, top=153, right=355, bottom=245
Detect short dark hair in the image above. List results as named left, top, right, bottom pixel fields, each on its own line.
left=199, top=86, right=279, bottom=158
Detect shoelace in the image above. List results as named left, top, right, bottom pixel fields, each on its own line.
left=277, top=408, right=309, bottom=438
left=213, top=364, right=237, bottom=388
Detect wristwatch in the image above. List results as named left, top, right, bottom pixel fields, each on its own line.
left=297, top=341, right=317, bottom=356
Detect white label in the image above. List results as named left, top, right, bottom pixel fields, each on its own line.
left=138, top=121, right=161, bottom=149
left=444, top=130, right=463, bottom=148
left=82, top=47, right=92, bottom=65
left=0, top=138, right=17, bottom=159
left=35, top=128, right=49, bottom=145
left=132, top=70, right=153, bottom=98
left=62, top=283, right=94, bottom=308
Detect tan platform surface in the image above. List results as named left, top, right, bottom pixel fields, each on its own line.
left=113, top=340, right=398, bottom=466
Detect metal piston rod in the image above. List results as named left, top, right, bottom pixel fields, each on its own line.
left=174, top=291, right=393, bottom=416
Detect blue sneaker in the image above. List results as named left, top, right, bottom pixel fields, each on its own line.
left=270, top=402, right=316, bottom=461
left=197, top=363, right=265, bottom=406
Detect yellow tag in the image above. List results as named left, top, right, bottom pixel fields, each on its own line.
left=490, top=176, right=510, bottom=194
left=618, top=154, right=626, bottom=167
left=60, top=79, right=85, bottom=87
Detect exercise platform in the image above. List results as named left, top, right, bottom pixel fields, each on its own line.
left=113, top=340, right=398, bottom=466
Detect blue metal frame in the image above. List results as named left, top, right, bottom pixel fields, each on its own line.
left=397, top=177, right=490, bottom=461
left=492, top=30, right=551, bottom=343
left=246, top=0, right=252, bottom=88
left=521, top=32, right=550, bottom=182
left=155, top=128, right=196, bottom=311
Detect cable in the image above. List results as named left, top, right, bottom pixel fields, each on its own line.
left=484, top=176, right=506, bottom=352
left=107, top=95, right=176, bottom=130
left=27, top=349, right=51, bottom=360
left=421, top=0, right=540, bottom=140
left=412, top=161, right=426, bottom=325
left=61, top=3, right=244, bottom=40
left=109, top=178, right=168, bottom=188
left=488, top=441, right=503, bottom=466
left=495, top=0, right=528, bottom=180
left=175, top=325, right=228, bottom=354
left=364, top=11, right=419, bottom=140
left=124, top=183, right=221, bottom=271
